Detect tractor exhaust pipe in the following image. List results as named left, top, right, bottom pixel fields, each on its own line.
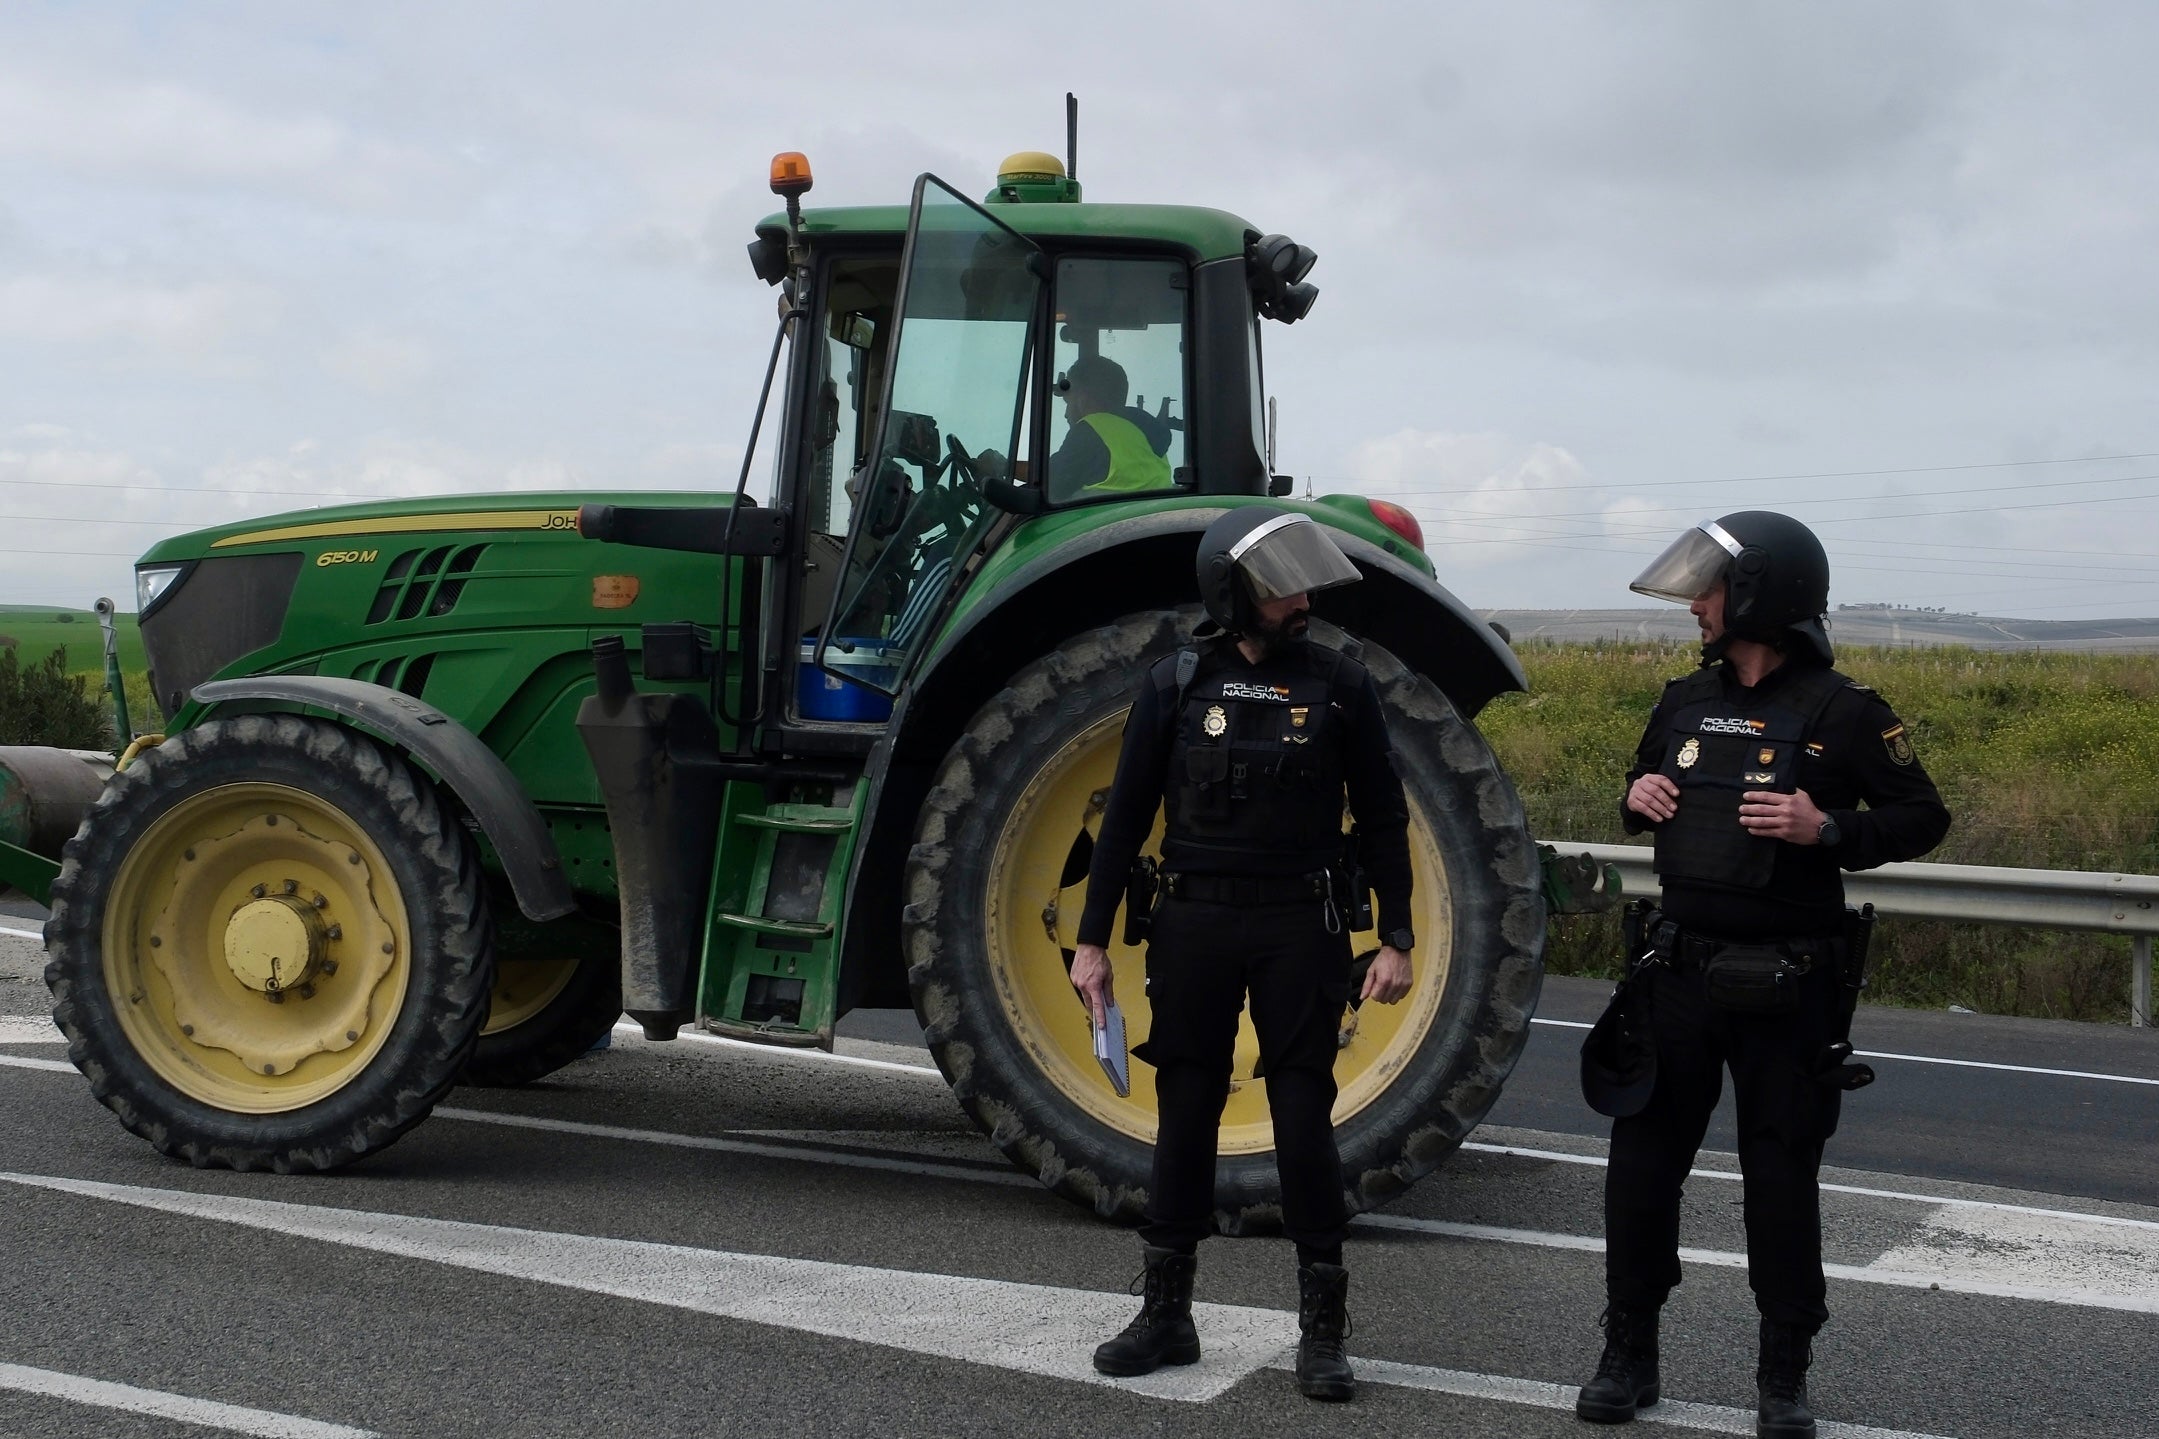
left=574, top=636, right=723, bottom=1041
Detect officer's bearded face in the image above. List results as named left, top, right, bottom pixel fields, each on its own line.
left=1246, top=591, right=1311, bottom=650
left=1689, top=582, right=1728, bottom=644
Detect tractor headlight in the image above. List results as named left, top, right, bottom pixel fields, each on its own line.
left=135, top=564, right=189, bottom=618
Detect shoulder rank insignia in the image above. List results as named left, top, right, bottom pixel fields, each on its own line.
left=1676, top=737, right=1700, bottom=769
left=1203, top=705, right=1228, bottom=738
left=1881, top=723, right=1913, bottom=766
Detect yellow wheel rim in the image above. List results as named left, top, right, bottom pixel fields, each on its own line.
left=482, top=955, right=579, bottom=1037
left=101, top=783, right=412, bottom=1114
left=985, top=710, right=1453, bottom=1154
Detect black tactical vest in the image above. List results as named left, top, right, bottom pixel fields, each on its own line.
left=1162, top=643, right=1356, bottom=871
left=1652, top=664, right=1848, bottom=890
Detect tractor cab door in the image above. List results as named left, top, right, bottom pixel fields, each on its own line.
left=816, top=175, right=1043, bottom=695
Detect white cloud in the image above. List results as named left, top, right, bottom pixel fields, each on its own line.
left=320, top=330, right=436, bottom=394
left=1337, top=428, right=1607, bottom=573
left=0, top=274, right=274, bottom=353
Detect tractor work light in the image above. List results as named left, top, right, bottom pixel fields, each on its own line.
left=1248, top=233, right=1321, bottom=324
left=769, top=151, right=813, bottom=198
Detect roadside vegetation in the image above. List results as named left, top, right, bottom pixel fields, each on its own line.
left=1482, top=641, right=2159, bottom=1022
left=0, top=647, right=113, bottom=751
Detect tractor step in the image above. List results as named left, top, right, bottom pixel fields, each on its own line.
left=734, top=811, right=853, bottom=835
left=712, top=913, right=834, bottom=938
left=699, top=1016, right=829, bottom=1049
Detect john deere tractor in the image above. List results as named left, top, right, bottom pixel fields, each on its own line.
left=30, top=146, right=1544, bottom=1226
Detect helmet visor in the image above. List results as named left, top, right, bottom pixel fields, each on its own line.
left=1629, top=521, right=1742, bottom=604
left=1231, top=514, right=1362, bottom=602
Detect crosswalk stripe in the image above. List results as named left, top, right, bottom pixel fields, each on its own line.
left=0, top=1361, right=374, bottom=1438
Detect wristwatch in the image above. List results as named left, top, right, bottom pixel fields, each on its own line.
left=1382, top=927, right=1415, bottom=952
left=1815, top=815, right=1842, bottom=849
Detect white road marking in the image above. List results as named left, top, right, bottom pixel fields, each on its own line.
left=0, top=1052, right=72, bottom=1073
left=1355, top=1213, right=2159, bottom=1315
left=1464, top=1140, right=2159, bottom=1233
left=1531, top=1015, right=2159, bottom=1087
left=1331, top=1356, right=1954, bottom=1439
left=0, top=1171, right=1292, bottom=1403
left=610, top=1019, right=942, bottom=1075
left=0, top=1361, right=376, bottom=1438
left=436, top=1106, right=1036, bottom=1187
left=0, top=1170, right=1962, bottom=1431
left=0, top=1016, right=62, bottom=1043
left=0, top=923, right=42, bottom=941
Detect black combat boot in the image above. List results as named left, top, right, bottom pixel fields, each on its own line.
left=1574, top=1305, right=1661, bottom=1423
left=1092, top=1246, right=1201, bottom=1376
left=1755, top=1317, right=1817, bottom=1439
left=1294, top=1262, right=1355, bottom=1401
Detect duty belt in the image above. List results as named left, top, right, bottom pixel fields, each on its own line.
left=1652, top=921, right=1834, bottom=974
left=1160, top=869, right=1331, bottom=906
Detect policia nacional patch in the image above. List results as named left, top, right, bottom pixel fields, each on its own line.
left=1881, top=723, right=1915, bottom=765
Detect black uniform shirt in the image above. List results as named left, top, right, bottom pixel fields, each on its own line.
left=1076, top=638, right=1413, bottom=948
left=1622, top=658, right=1951, bottom=940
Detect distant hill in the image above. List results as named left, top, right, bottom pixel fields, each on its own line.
left=1480, top=605, right=2159, bottom=652
left=0, top=606, right=146, bottom=672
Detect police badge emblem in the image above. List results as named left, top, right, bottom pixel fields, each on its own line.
left=1882, top=723, right=1914, bottom=765
left=1676, top=737, right=1700, bottom=769
left=1203, top=705, right=1228, bottom=738
left=1758, top=747, right=1775, bottom=766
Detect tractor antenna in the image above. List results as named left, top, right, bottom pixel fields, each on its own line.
left=1066, top=92, right=1079, bottom=181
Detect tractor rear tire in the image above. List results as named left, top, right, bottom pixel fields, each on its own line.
left=462, top=910, right=622, bottom=1087
left=903, top=608, right=1544, bottom=1228
left=45, top=715, right=494, bottom=1172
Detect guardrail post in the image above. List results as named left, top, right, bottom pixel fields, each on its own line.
left=2136, top=934, right=2152, bottom=1029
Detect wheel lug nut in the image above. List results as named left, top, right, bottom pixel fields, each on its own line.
left=183, top=848, right=195, bottom=862
left=325, top=924, right=343, bottom=941
left=320, top=958, right=339, bottom=975
left=381, top=941, right=394, bottom=955
left=265, top=815, right=278, bottom=827
left=251, top=884, right=267, bottom=899
left=263, top=1063, right=276, bottom=1074
left=312, top=893, right=328, bottom=910
left=181, top=1024, right=194, bottom=1036
left=346, top=1030, right=359, bottom=1042
left=348, top=852, right=361, bottom=865
left=283, top=879, right=299, bottom=895
left=149, top=935, right=161, bottom=948
left=296, top=982, right=316, bottom=999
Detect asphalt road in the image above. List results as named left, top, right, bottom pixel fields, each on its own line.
left=2, top=920, right=2154, bottom=1438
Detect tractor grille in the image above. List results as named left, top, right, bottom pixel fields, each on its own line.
left=365, top=544, right=488, bottom=625
left=139, top=553, right=305, bottom=721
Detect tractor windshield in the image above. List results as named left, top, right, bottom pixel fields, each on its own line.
left=820, top=176, right=1043, bottom=694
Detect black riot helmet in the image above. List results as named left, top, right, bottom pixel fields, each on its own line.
left=1579, top=982, right=1656, bottom=1118
left=1195, top=507, right=1363, bottom=634
left=1630, top=510, right=1833, bottom=665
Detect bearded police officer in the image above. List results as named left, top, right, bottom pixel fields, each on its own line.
left=1577, top=512, right=1949, bottom=1438
left=1070, top=507, right=1414, bottom=1403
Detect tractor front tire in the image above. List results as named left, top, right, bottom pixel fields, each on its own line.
left=904, top=608, right=1544, bottom=1228
left=45, top=715, right=494, bottom=1172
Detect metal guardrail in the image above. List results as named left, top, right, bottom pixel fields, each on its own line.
left=1548, top=841, right=2159, bottom=1028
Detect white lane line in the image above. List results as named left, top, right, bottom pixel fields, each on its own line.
left=0, top=923, right=42, bottom=941
left=0, top=1171, right=1291, bottom=1403
left=0, top=1361, right=375, bottom=1438
left=610, top=1020, right=942, bottom=1075
left=1354, top=1212, right=2159, bottom=1315
left=0, top=1016, right=62, bottom=1044
left=1326, top=1356, right=1952, bottom=1439
left=435, top=1107, right=1036, bottom=1188
left=1530, top=1015, right=2159, bottom=1087
left=1464, top=1140, right=2159, bottom=1234
left=0, top=1052, right=72, bottom=1073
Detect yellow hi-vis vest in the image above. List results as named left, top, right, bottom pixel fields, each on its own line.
left=1077, top=412, right=1171, bottom=492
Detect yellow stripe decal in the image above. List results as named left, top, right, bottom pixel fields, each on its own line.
left=211, top=510, right=583, bottom=549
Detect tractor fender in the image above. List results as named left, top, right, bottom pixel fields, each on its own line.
left=192, top=676, right=577, bottom=922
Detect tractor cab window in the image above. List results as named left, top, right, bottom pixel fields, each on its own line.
left=1046, top=257, right=1187, bottom=504
left=820, top=177, right=1043, bottom=694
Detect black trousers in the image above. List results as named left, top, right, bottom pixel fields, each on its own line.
left=1605, top=957, right=1845, bottom=1332
left=1136, top=893, right=1353, bottom=1260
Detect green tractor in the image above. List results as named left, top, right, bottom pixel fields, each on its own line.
left=29, top=145, right=1544, bottom=1226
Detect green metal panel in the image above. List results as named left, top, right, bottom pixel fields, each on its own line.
left=756, top=202, right=1261, bottom=262
left=0, top=837, right=58, bottom=907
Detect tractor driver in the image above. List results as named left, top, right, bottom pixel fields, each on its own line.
left=1048, top=355, right=1173, bottom=498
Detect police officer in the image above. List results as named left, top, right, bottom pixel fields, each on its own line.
left=1069, top=507, right=1415, bottom=1402
left=1577, top=512, right=1950, bottom=1438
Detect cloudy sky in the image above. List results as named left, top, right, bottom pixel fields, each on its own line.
left=4, top=2, right=2158, bottom=617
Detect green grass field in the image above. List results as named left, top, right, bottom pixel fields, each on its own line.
left=0, top=605, right=145, bottom=676
left=1482, top=641, right=2159, bottom=1021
